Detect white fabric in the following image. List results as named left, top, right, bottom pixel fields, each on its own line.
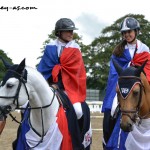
left=125, top=118, right=150, bottom=150
left=127, top=43, right=136, bottom=59
left=125, top=40, right=150, bottom=58
left=73, top=102, right=83, bottom=119
left=111, top=93, right=118, bottom=116
left=57, top=40, right=66, bottom=57
left=135, top=39, right=149, bottom=53
left=49, top=39, right=80, bottom=57
left=20, top=100, right=29, bottom=113
left=26, top=122, right=62, bottom=150
left=82, top=123, right=92, bottom=147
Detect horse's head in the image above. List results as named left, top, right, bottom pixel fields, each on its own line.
left=0, top=58, right=29, bottom=118
left=113, top=60, right=148, bottom=132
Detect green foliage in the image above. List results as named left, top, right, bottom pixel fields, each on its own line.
left=37, top=14, right=150, bottom=91
left=37, top=30, right=88, bottom=60
left=87, top=14, right=150, bottom=90
left=0, top=49, right=13, bottom=80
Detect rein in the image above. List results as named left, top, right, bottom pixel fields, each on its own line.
left=0, top=69, right=56, bottom=114
left=0, top=69, right=57, bottom=149
left=0, top=69, right=29, bottom=110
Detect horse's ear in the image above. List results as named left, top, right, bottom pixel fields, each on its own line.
left=16, top=58, right=26, bottom=73
left=112, top=59, right=123, bottom=75
left=0, top=56, right=12, bottom=69
left=135, top=59, right=148, bottom=76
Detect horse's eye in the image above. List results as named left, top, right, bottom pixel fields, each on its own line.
left=6, top=83, right=13, bottom=88
left=133, top=91, right=139, bottom=96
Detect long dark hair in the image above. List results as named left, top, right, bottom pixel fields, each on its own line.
left=113, top=40, right=127, bottom=57
left=113, top=29, right=138, bottom=57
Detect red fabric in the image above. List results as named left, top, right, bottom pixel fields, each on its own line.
left=0, top=120, right=6, bottom=135
left=52, top=47, right=86, bottom=104
left=131, top=51, right=150, bottom=83
left=56, top=106, right=72, bottom=150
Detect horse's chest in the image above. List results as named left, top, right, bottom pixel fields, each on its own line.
left=24, top=106, right=71, bottom=150
left=25, top=121, right=63, bottom=150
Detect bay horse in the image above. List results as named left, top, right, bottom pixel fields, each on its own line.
left=0, top=58, right=92, bottom=150
left=113, top=60, right=150, bottom=149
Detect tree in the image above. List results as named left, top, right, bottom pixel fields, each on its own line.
left=0, top=49, right=13, bottom=80
left=87, top=14, right=150, bottom=90
left=37, top=14, right=150, bottom=91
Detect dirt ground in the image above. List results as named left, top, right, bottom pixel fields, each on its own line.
left=0, top=112, right=103, bottom=150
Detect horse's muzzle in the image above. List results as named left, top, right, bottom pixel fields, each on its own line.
left=120, top=119, right=133, bottom=132
left=0, top=105, right=13, bottom=118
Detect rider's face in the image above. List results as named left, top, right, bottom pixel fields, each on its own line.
left=60, top=30, right=73, bottom=42
left=122, top=30, right=136, bottom=43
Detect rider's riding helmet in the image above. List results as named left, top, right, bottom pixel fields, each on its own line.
left=120, top=17, right=140, bottom=33
left=55, top=18, right=78, bottom=36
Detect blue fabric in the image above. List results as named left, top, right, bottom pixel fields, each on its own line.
left=102, top=49, right=131, bottom=150
left=102, top=49, right=131, bottom=112
left=37, top=45, right=59, bottom=80
left=106, top=115, right=128, bottom=150
left=16, top=109, right=30, bottom=150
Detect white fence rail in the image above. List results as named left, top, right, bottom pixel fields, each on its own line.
left=86, top=101, right=103, bottom=113
left=15, top=101, right=104, bottom=114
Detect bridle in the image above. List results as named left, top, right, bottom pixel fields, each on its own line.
left=118, top=76, right=143, bottom=123
left=0, top=69, right=56, bottom=114
left=0, top=69, right=56, bottom=149
left=0, top=69, right=29, bottom=118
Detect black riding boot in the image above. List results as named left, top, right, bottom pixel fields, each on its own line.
left=103, top=111, right=117, bottom=149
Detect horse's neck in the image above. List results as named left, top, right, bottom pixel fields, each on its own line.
left=30, top=89, right=59, bottom=134
left=139, top=73, right=150, bottom=118
left=139, top=85, right=150, bottom=118
left=27, top=69, right=59, bottom=135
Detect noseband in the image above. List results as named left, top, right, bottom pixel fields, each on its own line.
left=118, top=76, right=143, bottom=123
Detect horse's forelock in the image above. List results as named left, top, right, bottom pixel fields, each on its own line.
left=1, top=64, right=28, bottom=86
left=1, top=65, right=19, bottom=86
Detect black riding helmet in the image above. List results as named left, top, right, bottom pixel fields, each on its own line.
left=120, top=17, right=140, bottom=33
left=55, top=18, right=78, bottom=36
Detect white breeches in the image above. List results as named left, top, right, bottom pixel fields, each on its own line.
left=111, top=94, right=118, bottom=116
left=73, top=102, right=83, bottom=119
